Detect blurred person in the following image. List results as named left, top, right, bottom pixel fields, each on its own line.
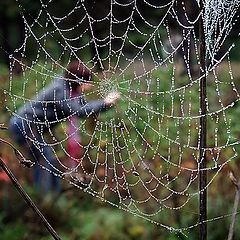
left=9, top=60, right=120, bottom=193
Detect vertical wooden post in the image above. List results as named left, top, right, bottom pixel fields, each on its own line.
left=199, top=0, right=207, bottom=240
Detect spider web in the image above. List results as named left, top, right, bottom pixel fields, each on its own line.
left=4, top=0, right=240, bottom=234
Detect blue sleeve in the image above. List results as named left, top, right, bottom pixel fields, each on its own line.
left=63, top=97, right=110, bottom=118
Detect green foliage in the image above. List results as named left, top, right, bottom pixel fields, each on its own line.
left=0, top=186, right=192, bottom=240
left=0, top=64, right=9, bottom=76
left=1, top=185, right=238, bottom=240
left=0, top=55, right=240, bottom=240
left=0, top=213, right=27, bottom=240
left=5, top=62, right=61, bottom=111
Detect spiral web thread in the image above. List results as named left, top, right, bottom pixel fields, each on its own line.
left=5, top=0, right=240, bottom=234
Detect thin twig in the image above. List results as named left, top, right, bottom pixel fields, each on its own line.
left=0, top=158, right=61, bottom=240
left=227, top=172, right=240, bottom=240
left=0, top=137, right=35, bottom=168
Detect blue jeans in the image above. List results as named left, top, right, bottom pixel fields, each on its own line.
left=9, top=116, right=61, bottom=193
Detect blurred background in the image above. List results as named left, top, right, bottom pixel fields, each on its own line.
left=0, top=0, right=240, bottom=239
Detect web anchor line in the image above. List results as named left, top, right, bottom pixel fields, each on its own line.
left=199, top=0, right=207, bottom=239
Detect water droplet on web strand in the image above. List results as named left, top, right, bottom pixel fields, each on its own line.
left=132, top=171, right=139, bottom=176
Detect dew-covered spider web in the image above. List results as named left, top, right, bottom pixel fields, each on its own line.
left=4, top=0, right=240, bottom=234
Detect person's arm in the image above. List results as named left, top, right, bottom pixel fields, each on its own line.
left=76, top=99, right=110, bottom=117
left=63, top=97, right=109, bottom=118
left=62, top=91, right=120, bottom=118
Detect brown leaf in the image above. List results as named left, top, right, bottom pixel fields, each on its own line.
left=21, top=159, right=35, bottom=168
left=0, top=124, right=7, bottom=130
left=14, top=149, right=35, bottom=168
